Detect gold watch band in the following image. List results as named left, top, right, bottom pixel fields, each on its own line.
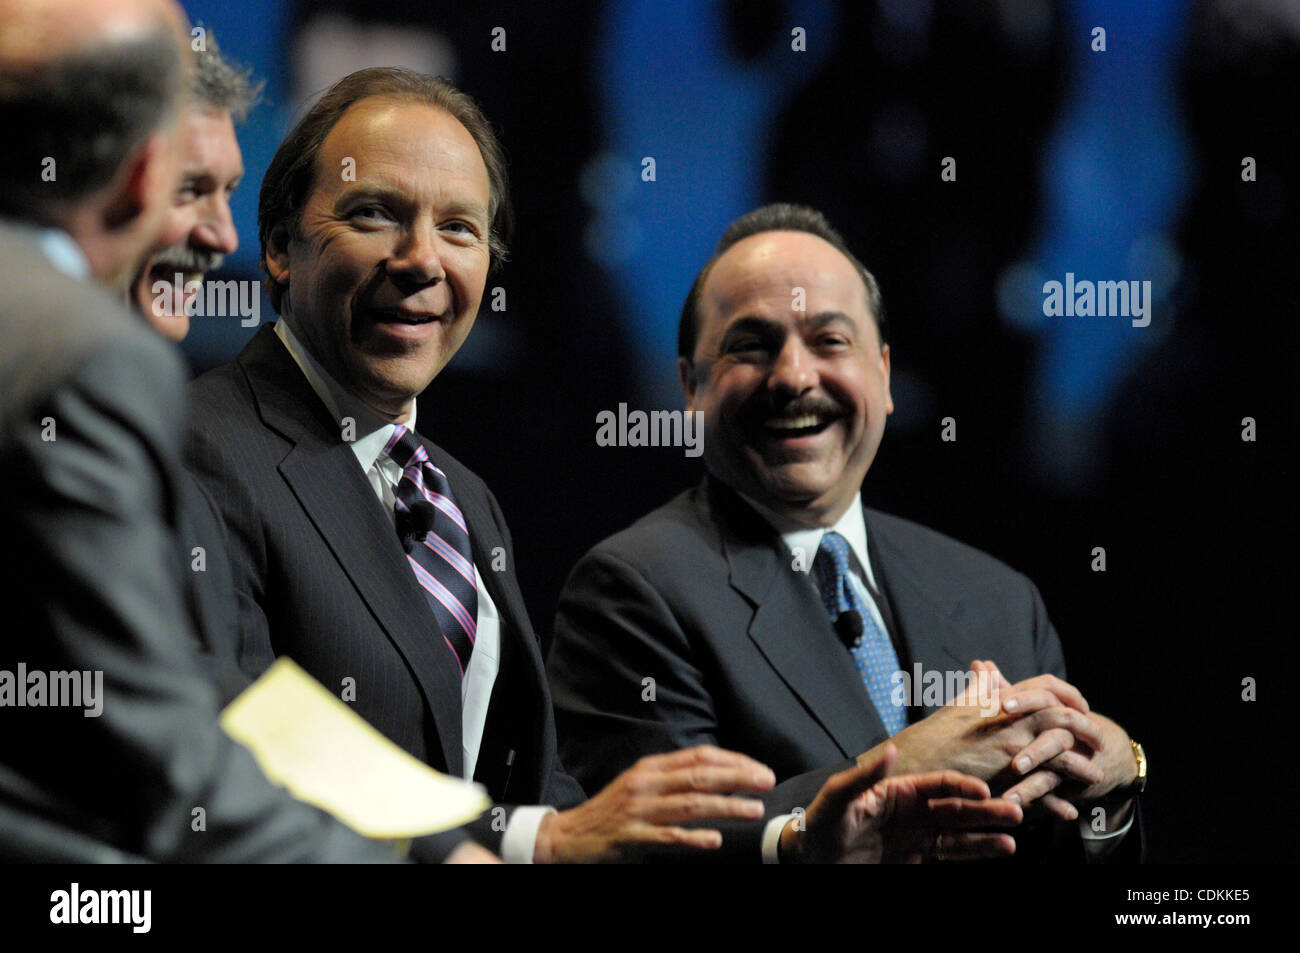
left=1129, top=739, right=1147, bottom=796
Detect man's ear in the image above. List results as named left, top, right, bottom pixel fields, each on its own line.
left=678, top=356, right=697, bottom=409
left=265, top=223, right=291, bottom=286
left=880, top=343, right=894, bottom=416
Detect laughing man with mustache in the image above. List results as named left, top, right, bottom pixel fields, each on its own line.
left=130, top=30, right=249, bottom=339
left=549, top=203, right=1146, bottom=863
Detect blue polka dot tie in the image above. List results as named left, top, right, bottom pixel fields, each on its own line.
left=813, top=531, right=906, bottom=735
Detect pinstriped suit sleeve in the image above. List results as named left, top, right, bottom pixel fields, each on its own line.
left=184, top=415, right=278, bottom=679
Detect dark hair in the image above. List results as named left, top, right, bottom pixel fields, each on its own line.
left=258, top=67, right=512, bottom=314
left=0, top=27, right=184, bottom=221
left=192, top=28, right=261, bottom=123
left=677, top=203, right=885, bottom=360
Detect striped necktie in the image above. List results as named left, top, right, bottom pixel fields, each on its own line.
left=384, top=425, right=477, bottom=677
left=813, top=531, right=906, bottom=734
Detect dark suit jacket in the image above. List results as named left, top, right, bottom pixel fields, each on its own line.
left=549, top=475, right=1136, bottom=861
left=186, top=325, right=584, bottom=852
left=178, top=470, right=256, bottom=706
left=0, top=223, right=404, bottom=863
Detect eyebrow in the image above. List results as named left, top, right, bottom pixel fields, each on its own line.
left=182, top=169, right=244, bottom=190
left=332, top=185, right=488, bottom=223
left=722, top=311, right=858, bottom=335
left=332, top=185, right=412, bottom=214
left=801, top=311, right=857, bottom=331
left=719, top=315, right=781, bottom=339
left=436, top=198, right=490, bottom=222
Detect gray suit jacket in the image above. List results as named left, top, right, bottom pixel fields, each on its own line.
left=549, top=475, right=1114, bottom=861
left=0, top=223, right=407, bottom=862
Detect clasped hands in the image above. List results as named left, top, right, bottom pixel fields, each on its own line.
left=867, top=659, right=1137, bottom=827
left=781, top=659, right=1138, bottom=863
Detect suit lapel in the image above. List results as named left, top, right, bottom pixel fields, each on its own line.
left=238, top=327, right=464, bottom=775
left=707, top=479, right=887, bottom=757
left=424, top=441, right=552, bottom=799
left=865, top=510, right=976, bottom=717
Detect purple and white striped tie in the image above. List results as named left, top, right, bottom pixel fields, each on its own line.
left=384, top=425, right=477, bottom=676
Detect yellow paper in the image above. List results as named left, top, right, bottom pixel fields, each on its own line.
left=221, top=658, right=489, bottom=839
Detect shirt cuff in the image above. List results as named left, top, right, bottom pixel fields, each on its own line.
left=1079, top=807, right=1135, bottom=862
left=762, top=814, right=798, bottom=864
left=501, top=805, right=557, bottom=864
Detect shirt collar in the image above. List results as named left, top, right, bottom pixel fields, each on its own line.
left=274, top=318, right=417, bottom=477
left=6, top=221, right=93, bottom=280
left=735, top=489, right=878, bottom=590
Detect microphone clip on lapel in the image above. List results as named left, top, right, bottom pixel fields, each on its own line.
left=396, top=500, right=438, bottom=548
left=834, top=609, right=863, bottom=649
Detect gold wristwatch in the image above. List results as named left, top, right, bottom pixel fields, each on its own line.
left=1127, top=739, right=1147, bottom=795
left=1107, top=739, right=1147, bottom=802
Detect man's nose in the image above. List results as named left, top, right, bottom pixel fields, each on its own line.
left=193, top=195, right=238, bottom=255
left=768, top=336, right=815, bottom=395
left=387, top=223, right=446, bottom=284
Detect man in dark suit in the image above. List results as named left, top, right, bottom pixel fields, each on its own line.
left=549, top=204, right=1146, bottom=862
left=187, top=71, right=1024, bottom=864
left=0, top=0, right=434, bottom=863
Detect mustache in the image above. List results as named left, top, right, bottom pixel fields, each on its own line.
left=745, top=395, right=846, bottom=420
left=150, top=243, right=224, bottom=276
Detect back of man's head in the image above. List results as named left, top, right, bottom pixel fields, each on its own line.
left=0, top=0, right=188, bottom=281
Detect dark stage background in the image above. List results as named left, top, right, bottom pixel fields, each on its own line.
left=178, top=0, right=1297, bottom=863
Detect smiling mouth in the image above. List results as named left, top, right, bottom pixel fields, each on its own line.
left=370, top=307, right=444, bottom=325
left=759, top=412, right=838, bottom=438
left=149, top=264, right=203, bottom=287
left=144, top=267, right=200, bottom=317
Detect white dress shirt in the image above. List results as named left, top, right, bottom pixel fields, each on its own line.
left=18, top=223, right=91, bottom=280
left=274, top=320, right=551, bottom=862
left=739, top=491, right=886, bottom=633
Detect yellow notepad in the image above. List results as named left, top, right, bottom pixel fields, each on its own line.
left=221, top=658, right=489, bottom=839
